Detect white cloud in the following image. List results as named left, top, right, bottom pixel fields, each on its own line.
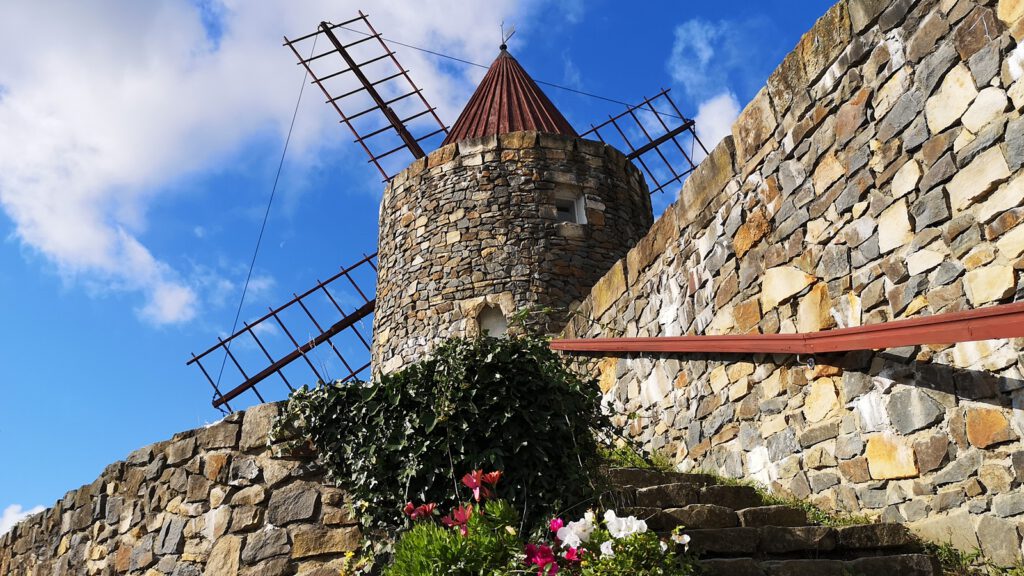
left=666, top=17, right=773, bottom=104
left=0, top=0, right=536, bottom=326
left=0, top=504, right=45, bottom=536
left=694, top=91, right=741, bottom=154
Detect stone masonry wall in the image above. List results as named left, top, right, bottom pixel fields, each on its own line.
left=373, top=131, right=652, bottom=374
left=563, top=0, right=1024, bottom=565
left=0, top=403, right=359, bottom=576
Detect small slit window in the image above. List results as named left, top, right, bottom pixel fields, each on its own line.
left=554, top=191, right=586, bottom=224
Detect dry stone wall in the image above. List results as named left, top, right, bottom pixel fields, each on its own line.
left=0, top=403, right=359, bottom=576
left=372, top=131, right=652, bottom=374
left=564, top=0, right=1024, bottom=565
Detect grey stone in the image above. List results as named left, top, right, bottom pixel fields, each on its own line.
left=847, top=555, right=937, bottom=576
left=778, top=160, right=807, bottom=194
left=799, top=420, right=840, bottom=448
left=902, top=499, right=929, bottom=522
left=767, top=429, right=800, bottom=461
left=171, top=564, right=202, bottom=576
left=968, top=42, right=1000, bottom=88
left=841, top=371, right=873, bottom=402
left=130, top=534, right=156, bottom=571
left=809, top=472, right=840, bottom=492
left=737, top=506, right=807, bottom=528
left=774, top=208, right=810, bottom=241
left=887, top=275, right=928, bottom=316
left=933, top=261, right=965, bottom=286
left=835, top=434, right=865, bottom=460
left=816, top=245, right=850, bottom=281
left=144, top=454, right=166, bottom=481
left=165, top=437, right=196, bottom=466
left=665, top=504, right=738, bottom=529
left=878, top=0, right=913, bottom=31
left=878, top=90, right=924, bottom=141
left=919, top=153, right=956, bottom=191
left=850, top=0, right=888, bottom=32
left=858, top=487, right=888, bottom=509
left=1012, top=451, right=1024, bottom=483
left=916, top=42, right=958, bottom=96
left=156, top=515, right=187, bottom=554
left=992, top=493, right=1024, bottom=517
left=959, top=120, right=1006, bottom=169
left=934, top=449, right=984, bottom=485
left=977, top=515, right=1023, bottom=567
left=904, top=115, right=929, bottom=150
left=886, top=388, right=945, bottom=434
left=836, top=179, right=868, bottom=213
left=837, top=523, right=914, bottom=549
left=1006, top=116, right=1024, bottom=173
left=229, top=456, right=260, bottom=487
left=241, top=526, right=290, bottom=563
left=266, top=483, right=320, bottom=525
left=760, top=526, right=836, bottom=553
left=933, top=488, right=965, bottom=512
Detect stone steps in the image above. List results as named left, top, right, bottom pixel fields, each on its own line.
left=605, top=468, right=941, bottom=576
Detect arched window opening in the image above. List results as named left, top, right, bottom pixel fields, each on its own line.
left=478, top=305, right=509, bottom=338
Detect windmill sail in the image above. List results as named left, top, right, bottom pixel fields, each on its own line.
left=188, top=253, right=378, bottom=412
left=284, top=12, right=449, bottom=182
left=580, top=89, right=708, bottom=195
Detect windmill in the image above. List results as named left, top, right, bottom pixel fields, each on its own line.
left=187, top=11, right=709, bottom=413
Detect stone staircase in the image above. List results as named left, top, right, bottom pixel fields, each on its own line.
left=605, top=468, right=941, bottom=576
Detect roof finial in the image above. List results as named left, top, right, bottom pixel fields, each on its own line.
left=500, top=21, right=515, bottom=51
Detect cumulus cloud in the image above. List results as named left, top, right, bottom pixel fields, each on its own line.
left=0, top=0, right=533, bottom=326
left=693, top=91, right=741, bottom=156
left=0, top=504, right=45, bottom=536
left=667, top=17, right=774, bottom=102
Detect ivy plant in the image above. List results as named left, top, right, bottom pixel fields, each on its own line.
left=271, top=333, right=607, bottom=531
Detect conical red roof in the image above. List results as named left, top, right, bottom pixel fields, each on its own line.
left=442, top=49, right=577, bottom=145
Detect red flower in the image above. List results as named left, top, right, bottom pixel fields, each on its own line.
left=441, top=504, right=473, bottom=536
left=461, top=470, right=493, bottom=502
left=404, top=502, right=437, bottom=521
left=482, top=471, right=502, bottom=487
left=525, top=544, right=559, bottom=575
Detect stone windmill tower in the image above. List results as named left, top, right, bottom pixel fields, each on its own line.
left=190, top=16, right=706, bottom=410
left=372, top=46, right=655, bottom=373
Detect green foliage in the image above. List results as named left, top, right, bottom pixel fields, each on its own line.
left=599, top=443, right=675, bottom=472
left=271, top=333, right=607, bottom=530
left=385, top=500, right=521, bottom=576
left=923, top=542, right=984, bottom=576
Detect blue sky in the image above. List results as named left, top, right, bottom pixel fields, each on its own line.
left=0, top=0, right=833, bottom=531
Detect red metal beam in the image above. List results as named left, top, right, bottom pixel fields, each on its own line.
left=551, top=301, right=1024, bottom=355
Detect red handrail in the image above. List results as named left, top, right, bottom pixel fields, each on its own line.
left=551, top=301, right=1024, bottom=355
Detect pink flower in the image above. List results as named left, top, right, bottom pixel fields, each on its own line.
left=461, top=470, right=493, bottom=502
left=563, top=547, right=583, bottom=562
left=549, top=517, right=564, bottom=533
left=403, top=502, right=416, bottom=517
left=441, top=505, right=473, bottom=536
left=482, top=471, right=502, bottom=487
left=403, top=502, right=437, bottom=521
left=525, top=544, right=559, bottom=575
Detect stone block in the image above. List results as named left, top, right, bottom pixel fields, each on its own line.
left=204, top=535, right=241, bottom=576
left=966, top=407, right=1017, bottom=448
left=925, top=63, right=978, bottom=133
left=732, top=88, right=777, bottom=166
left=866, top=434, right=919, bottom=480
left=949, top=147, right=1012, bottom=213
left=878, top=199, right=914, bottom=254
left=266, top=482, right=320, bottom=526
left=760, top=267, right=815, bottom=311
left=239, top=403, right=280, bottom=452
left=290, top=526, right=360, bottom=558
left=591, top=260, right=627, bottom=317
left=965, top=264, right=1015, bottom=305
left=886, top=388, right=945, bottom=435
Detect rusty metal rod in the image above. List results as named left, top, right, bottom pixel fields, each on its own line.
left=551, top=302, right=1024, bottom=355
left=213, top=300, right=375, bottom=408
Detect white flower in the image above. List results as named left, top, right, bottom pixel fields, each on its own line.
left=660, top=541, right=668, bottom=552
left=671, top=532, right=691, bottom=552
left=600, top=540, right=615, bottom=557
left=603, top=510, right=648, bottom=539
left=556, top=511, right=597, bottom=548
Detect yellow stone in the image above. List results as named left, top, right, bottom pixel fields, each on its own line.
left=204, top=535, right=241, bottom=576
left=998, top=0, right=1024, bottom=25
left=760, top=267, right=816, bottom=310
left=591, top=261, right=627, bottom=317
left=733, top=209, right=771, bottom=258
left=966, top=407, right=1017, bottom=448
left=925, top=63, right=978, bottom=133
left=965, top=264, right=1015, bottom=305
left=900, top=296, right=929, bottom=318
left=878, top=199, right=914, bottom=253
left=729, top=377, right=752, bottom=402
left=947, top=147, right=1011, bottom=213
left=866, top=434, right=919, bottom=480
left=797, top=283, right=833, bottom=333
left=762, top=368, right=789, bottom=398
left=813, top=152, right=845, bottom=195
left=710, top=365, right=730, bottom=393
left=997, top=223, right=1024, bottom=259
left=597, top=357, right=618, bottom=394
left=803, top=378, right=839, bottom=423
left=727, top=361, right=755, bottom=382
left=291, top=527, right=361, bottom=559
